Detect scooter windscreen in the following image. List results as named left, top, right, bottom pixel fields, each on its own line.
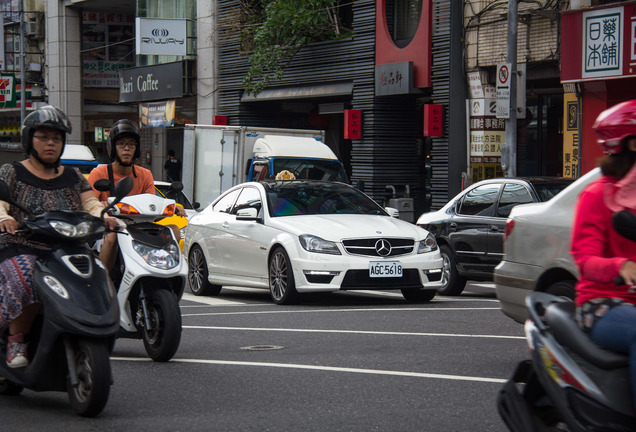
left=126, top=222, right=175, bottom=248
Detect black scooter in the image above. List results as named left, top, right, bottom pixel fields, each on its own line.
left=497, top=210, right=636, bottom=432
left=0, top=177, right=132, bottom=417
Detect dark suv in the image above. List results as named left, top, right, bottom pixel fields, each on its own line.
left=416, top=177, right=573, bottom=295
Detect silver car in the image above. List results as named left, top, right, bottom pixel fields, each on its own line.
left=494, top=168, right=601, bottom=323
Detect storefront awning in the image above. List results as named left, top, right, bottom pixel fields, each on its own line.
left=241, top=82, right=353, bottom=102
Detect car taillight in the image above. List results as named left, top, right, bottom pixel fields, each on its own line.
left=504, top=219, right=515, bottom=242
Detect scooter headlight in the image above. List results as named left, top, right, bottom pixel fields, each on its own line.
left=50, top=220, right=92, bottom=238
left=43, top=275, right=70, bottom=299
left=132, top=240, right=180, bottom=270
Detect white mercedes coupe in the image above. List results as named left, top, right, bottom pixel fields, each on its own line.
left=184, top=180, right=444, bottom=304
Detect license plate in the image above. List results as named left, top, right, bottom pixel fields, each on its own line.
left=369, top=261, right=402, bottom=278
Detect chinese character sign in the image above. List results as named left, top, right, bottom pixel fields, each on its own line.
left=562, top=93, right=579, bottom=179
left=344, top=110, right=361, bottom=140
left=583, top=7, right=623, bottom=78
left=423, top=104, right=443, bottom=137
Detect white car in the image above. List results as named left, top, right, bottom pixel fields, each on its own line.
left=183, top=180, right=444, bottom=304
left=494, top=168, right=602, bottom=323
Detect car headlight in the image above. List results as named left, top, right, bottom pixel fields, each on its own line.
left=50, top=220, right=92, bottom=238
left=132, top=240, right=180, bottom=269
left=418, top=233, right=438, bottom=254
left=299, top=234, right=341, bottom=255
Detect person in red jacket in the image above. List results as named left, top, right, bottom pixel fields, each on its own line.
left=571, top=99, right=636, bottom=408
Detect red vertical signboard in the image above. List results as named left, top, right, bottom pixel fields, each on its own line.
left=423, top=104, right=443, bottom=137
left=344, top=109, right=361, bottom=139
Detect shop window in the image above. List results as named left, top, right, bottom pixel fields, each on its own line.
left=385, top=0, right=422, bottom=48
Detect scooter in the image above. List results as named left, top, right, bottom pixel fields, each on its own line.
left=497, top=210, right=636, bottom=432
left=0, top=177, right=133, bottom=417
left=107, top=190, right=187, bottom=362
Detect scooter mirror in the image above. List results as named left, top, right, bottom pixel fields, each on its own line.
left=169, top=180, right=184, bottom=193
left=0, top=179, right=12, bottom=201
left=93, top=178, right=112, bottom=192
left=613, top=210, right=636, bottom=242
left=0, top=179, right=29, bottom=214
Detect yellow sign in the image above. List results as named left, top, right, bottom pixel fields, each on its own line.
left=563, top=93, right=579, bottom=178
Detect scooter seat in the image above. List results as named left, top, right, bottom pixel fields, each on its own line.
left=545, top=301, right=629, bottom=370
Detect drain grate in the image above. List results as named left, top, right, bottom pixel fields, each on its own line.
left=241, top=345, right=285, bottom=351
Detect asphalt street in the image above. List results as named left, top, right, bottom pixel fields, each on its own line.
left=1, top=282, right=527, bottom=432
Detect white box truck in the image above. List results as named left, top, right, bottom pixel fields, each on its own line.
left=182, top=125, right=348, bottom=207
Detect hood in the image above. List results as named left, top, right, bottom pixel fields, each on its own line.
left=267, top=214, right=429, bottom=241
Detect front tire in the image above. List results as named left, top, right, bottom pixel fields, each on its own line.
left=188, top=245, right=222, bottom=296
left=269, top=247, right=299, bottom=305
left=142, top=290, right=182, bottom=362
left=401, top=288, right=436, bottom=302
left=67, top=338, right=111, bottom=417
left=438, top=245, right=467, bottom=296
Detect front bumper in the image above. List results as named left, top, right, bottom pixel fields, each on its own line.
left=291, top=252, right=444, bottom=293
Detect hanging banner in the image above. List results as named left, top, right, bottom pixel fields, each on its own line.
left=562, top=93, right=580, bottom=178
left=139, top=100, right=175, bottom=128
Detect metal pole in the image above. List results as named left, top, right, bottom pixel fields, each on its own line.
left=505, top=0, right=518, bottom=177
left=19, top=1, right=25, bottom=124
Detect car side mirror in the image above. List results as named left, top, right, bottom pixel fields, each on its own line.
left=236, top=207, right=259, bottom=221
left=385, top=207, right=400, bottom=219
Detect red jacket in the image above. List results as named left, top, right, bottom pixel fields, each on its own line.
left=571, top=176, right=636, bottom=306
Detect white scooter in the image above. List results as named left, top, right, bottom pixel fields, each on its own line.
left=106, top=189, right=187, bottom=362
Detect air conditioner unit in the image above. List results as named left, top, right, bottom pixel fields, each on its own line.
left=25, top=21, right=42, bottom=39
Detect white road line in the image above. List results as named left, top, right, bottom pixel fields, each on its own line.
left=181, top=306, right=502, bottom=317
left=110, top=356, right=507, bottom=384
left=181, top=293, right=251, bottom=306
left=183, top=325, right=524, bottom=340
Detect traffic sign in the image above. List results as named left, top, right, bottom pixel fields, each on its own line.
left=496, top=63, right=511, bottom=119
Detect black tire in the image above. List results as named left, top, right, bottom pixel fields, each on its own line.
left=545, top=280, right=576, bottom=300
left=67, top=338, right=111, bottom=417
left=188, top=245, right=222, bottom=296
left=401, top=288, right=436, bottom=302
left=269, top=247, right=299, bottom=305
left=0, top=379, right=23, bottom=395
left=437, top=244, right=467, bottom=296
left=142, top=290, right=182, bottom=362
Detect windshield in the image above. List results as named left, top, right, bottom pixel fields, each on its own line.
left=265, top=181, right=386, bottom=217
left=272, top=158, right=347, bottom=182
left=155, top=185, right=195, bottom=209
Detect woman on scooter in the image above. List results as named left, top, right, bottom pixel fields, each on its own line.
left=0, top=105, right=119, bottom=368
left=571, top=99, right=636, bottom=408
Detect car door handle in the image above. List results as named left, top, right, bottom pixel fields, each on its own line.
left=490, top=225, right=499, bottom=232
left=222, top=221, right=230, bottom=229
left=449, top=222, right=457, bottom=231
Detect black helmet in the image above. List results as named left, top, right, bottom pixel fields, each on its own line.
left=21, top=105, right=72, bottom=155
left=107, top=119, right=141, bottom=161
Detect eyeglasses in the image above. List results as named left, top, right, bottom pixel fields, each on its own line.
left=116, top=141, right=137, bottom=149
left=33, top=135, right=63, bottom=144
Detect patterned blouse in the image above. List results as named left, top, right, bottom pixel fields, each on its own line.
left=0, top=162, right=92, bottom=256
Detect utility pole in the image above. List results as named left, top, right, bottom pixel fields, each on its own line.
left=19, top=1, right=25, bottom=124
left=503, top=0, right=518, bottom=177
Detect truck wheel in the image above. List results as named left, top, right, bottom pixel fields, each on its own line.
left=438, top=245, right=467, bottom=296
left=188, top=245, right=222, bottom=296
left=67, top=338, right=111, bottom=417
left=143, top=290, right=182, bottom=362
left=269, top=247, right=299, bottom=305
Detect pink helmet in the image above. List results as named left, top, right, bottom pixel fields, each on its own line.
left=593, top=99, right=636, bottom=154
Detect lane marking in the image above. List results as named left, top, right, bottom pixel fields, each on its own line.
left=110, top=356, right=507, bottom=384
left=183, top=325, right=525, bottom=340
left=182, top=306, right=502, bottom=317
